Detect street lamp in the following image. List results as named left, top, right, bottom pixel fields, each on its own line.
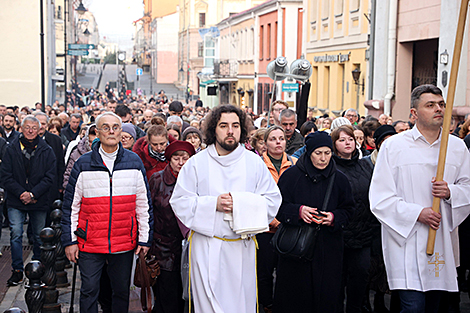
left=351, top=67, right=365, bottom=111
left=40, top=0, right=46, bottom=111
left=76, top=1, right=87, bottom=16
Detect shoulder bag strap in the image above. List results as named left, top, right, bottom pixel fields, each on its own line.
left=321, top=172, right=336, bottom=212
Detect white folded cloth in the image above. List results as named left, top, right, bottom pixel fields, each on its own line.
left=223, top=192, right=269, bottom=239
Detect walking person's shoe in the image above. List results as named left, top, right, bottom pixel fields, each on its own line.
left=7, top=270, right=23, bottom=286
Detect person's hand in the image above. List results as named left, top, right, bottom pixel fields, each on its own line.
left=216, top=193, right=233, bottom=213
left=19, top=192, right=32, bottom=205
left=320, top=211, right=334, bottom=226
left=136, top=245, right=150, bottom=256
left=431, top=177, right=450, bottom=199
left=65, top=244, right=79, bottom=263
left=269, top=218, right=281, bottom=229
left=300, top=206, right=319, bottom=224
left=418, top=207, right=441, bottom=230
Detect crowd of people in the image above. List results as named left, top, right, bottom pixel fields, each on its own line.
left=0, top=83, right=470, bottom=313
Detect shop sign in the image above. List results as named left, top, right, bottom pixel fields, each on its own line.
left=314, top=53, right=350, bottom=63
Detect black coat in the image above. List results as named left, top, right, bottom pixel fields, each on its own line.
left=333, top=151, right=374, bottom=249
left=44, top=131, right=65, bottom=202
left=61, top=125, right=79, bottom=145
left=273, top=153, right=355, bottom=313
left=0, top=136, right=56, bottom=211
left=5, top=129, right=20, bottom=144
left=0, top=137, right=7, bottom=161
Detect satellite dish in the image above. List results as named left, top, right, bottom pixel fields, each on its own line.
left=267, top=56, right=288, bottom=81
left=290, top=59, right=312, bottom=82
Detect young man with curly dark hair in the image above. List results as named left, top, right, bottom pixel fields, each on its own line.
left=170, top=104, right=281, bottom=313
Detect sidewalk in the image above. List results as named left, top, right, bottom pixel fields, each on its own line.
left=0, top=226, right=144, bottom=312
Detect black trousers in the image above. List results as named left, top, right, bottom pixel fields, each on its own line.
left=256, top=232, right=278, bottom=308
left=338, top=246, right=371, bottom=313
left=151, top=270, right=185, bottom=313
left=78, top=250, right=134, bottom=313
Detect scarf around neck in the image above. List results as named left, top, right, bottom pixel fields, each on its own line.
left=148, top=144, right=166, bottom=162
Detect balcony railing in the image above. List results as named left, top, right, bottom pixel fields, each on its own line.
left=213, top=59, right=238, bottom=77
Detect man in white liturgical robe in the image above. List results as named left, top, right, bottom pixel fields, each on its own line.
left=170, top=105, right=281, bottom=313
left=370, top=84, right=470, bottom=312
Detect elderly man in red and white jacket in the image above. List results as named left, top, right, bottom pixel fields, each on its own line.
left=61, top=112, right=153, bottom=313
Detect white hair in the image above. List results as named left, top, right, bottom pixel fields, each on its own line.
left=21, top=115, right=40, bottom=128
left=95, top=112, right=122, bottom=127
left=33, top=111, right=49, bottom=122
left=167, top=115, right=183, bottom=125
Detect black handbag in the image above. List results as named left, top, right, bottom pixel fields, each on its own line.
left=271, top=172, right=335, bottom=261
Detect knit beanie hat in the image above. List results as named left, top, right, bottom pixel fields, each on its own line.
left=373, top=125, right=397, bottom=148
left=330, top=117, right=351, bottom=131
left=305, top=131, right=333, bottom=155
left=121, top=123, right=136, bottom=140
left=182, top=126, right=202, bottom=141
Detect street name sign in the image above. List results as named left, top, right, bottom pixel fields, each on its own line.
left=67, top=50, right=89, bottom=56
left=282, top=83, right=299, bottom=92
left=68, top=44, right=95, bottom=50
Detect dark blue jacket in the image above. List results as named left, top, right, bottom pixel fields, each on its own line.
left=0, top=136, right=56, bottom=211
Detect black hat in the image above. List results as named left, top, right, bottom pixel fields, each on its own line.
left=373, top=125, right=397, bottom=147
left=305, top=131, right=333, bottom=155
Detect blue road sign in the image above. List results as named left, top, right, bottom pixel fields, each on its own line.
left=67, top=50, right=89, bottom=56
left=68, top=44, right=95, bottom=50
left=282, top=83, right=299, bottom=92
left=136, top=68, right=143, bottom=76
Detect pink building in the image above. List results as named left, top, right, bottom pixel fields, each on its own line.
left=369, top=0, right=470, bottom=120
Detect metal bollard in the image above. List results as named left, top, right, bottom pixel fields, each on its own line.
left=50, top=201, right=69, bottom=288
left=40, top=228, right=61, bottom=313
left=25, top=260, right=45, bottom=313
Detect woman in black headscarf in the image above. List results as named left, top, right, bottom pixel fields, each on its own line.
left=273, top=131, right=355, bottom=313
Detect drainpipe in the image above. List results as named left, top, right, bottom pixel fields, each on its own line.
left=384, top=0, right=398, bottom=116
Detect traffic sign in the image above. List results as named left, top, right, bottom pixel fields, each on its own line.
left=282, top=83, right=299, bottom=92
left=68, top=44, right=95, bottom=50
left=136, top=68, right=143, bottom=76
left=67, top=50, right=89, bottom=56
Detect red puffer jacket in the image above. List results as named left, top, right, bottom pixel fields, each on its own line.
left=61, top=143, right=154, bottom=254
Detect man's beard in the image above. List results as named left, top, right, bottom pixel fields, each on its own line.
left=217, top=136, right=239, bottom=152
left=4, top=124, right=13, bottom=132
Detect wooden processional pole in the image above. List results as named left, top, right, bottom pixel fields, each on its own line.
left=426, top=0, right=470, bottom=255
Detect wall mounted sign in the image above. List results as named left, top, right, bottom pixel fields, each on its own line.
left=314, top=52, right=351, bottom=63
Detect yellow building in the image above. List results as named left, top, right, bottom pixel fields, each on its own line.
left=304, top=0, right=369, bottom=116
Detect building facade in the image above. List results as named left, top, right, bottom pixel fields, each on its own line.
left=178, top=0, right=266, bottom=101
left=370, top=0, right=470, bottom=120
left=0, top=0, right=57, bottom=107
left=214, top=0, right=303, bottom=113
left=303, top=0, right=370, bottom=117
left=151, top=11, right=179, bottom=84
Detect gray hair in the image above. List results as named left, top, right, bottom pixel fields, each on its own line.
left=95, top=112, right=122, bottom=127
left=21, top=115, right=40, bottom=128
left=345, top=108, right=358, bottom=116
left=167, top=115, right=183, bottom=125
left=33, top=111, right=49, bottom=122
left=70, top=113, right=82, bottom=121
left=279, top=109, right=297, bottom=121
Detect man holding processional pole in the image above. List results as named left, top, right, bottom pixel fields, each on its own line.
left=370, top=84, right=470, bottom=311
left=370, top=1, right=470, bottom=311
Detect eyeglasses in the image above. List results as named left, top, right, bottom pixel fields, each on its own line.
left=346, top=114, right=358, bottom=118
left=121, top=135, right=133, bottom=141
left=23, top=126, right=38, bottom=131
left=97, top=125, right=121, bottom=133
